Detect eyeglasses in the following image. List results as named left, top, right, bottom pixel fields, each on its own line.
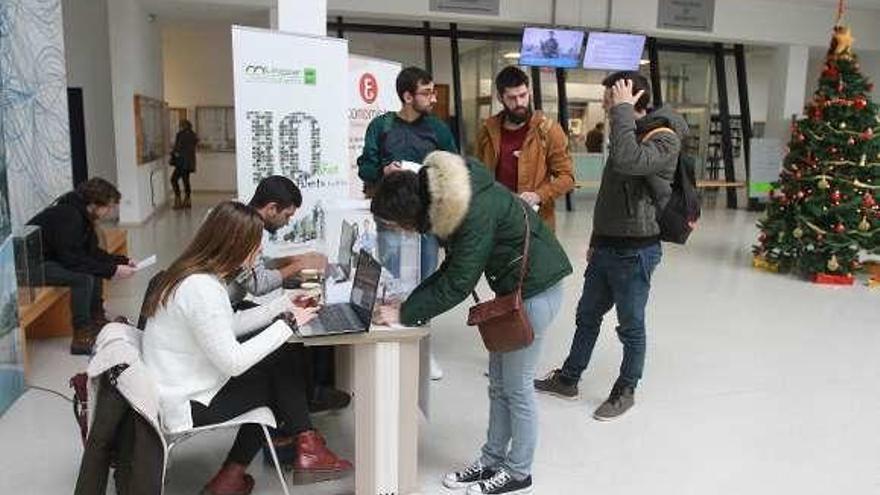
left=414, top=89, right=438, bottom=97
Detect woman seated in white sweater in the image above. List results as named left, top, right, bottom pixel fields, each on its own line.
left=141, top=201, right=352, bottom=495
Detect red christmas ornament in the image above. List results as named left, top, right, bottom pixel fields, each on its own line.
left=848, top=137, right=856, bottom=145
left=797, top=191, right=805, bottom=199
left=854, top=97, right=868, bottom=110
left=797, top=133, right=805, bottom=142
left=831, top=190, right=842, bottom=202
left=861, top=128, right=874, bottom=140
left=812, top=107, right=823, bottom=120
left=823, top=64, right=840, bottom=79
left=863, top=193, right=877, bottom=208
left=834, top=223, right=846, bottom=233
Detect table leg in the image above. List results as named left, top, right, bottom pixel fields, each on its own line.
left=353, top=340, right=421, bottom=495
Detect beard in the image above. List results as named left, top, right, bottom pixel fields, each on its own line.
left=413, top=102, right=433, bottom=116
left=504, top=106, right=531, bottom=124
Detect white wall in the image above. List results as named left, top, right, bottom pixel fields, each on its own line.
left=162, top=22, right=240, bottom=192
left=107, top=0, right=166, bottom=224
left=62, top=0, right=117, bottom=184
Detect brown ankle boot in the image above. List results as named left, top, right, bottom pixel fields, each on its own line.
left=291, top=430, right=353, bottom=484
left=201, top=463, right=255, bottom=495
left=183, top=194, right=192, bottom=209
left=70, top=326, right=98, bottom=356
left=172, top=194, right=182, bottom=209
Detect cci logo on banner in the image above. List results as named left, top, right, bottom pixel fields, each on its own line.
left=359, top=73, right=378, bottom=104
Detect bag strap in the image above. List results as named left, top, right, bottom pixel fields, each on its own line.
left=471, top=198, right=531, bottom=303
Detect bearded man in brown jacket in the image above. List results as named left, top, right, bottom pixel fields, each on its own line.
left=475, top=66, right=575, bottom=231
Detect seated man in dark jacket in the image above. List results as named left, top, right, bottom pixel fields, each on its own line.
left=28, top=178, right=135, bottom=355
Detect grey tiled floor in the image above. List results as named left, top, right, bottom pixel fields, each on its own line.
left=2, top=192, right=878, bottom=494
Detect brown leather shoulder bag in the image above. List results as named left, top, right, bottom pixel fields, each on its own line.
left=466, top=200, right=533, bottom=353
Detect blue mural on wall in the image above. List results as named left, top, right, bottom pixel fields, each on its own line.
left=0, top=238, right=22, bottom=416
left=0, top=0, right=69, bottom=415
left=0, top=0, right=72, bottom=227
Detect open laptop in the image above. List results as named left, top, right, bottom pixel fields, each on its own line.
left=297, top=249, right=381, bottom=337
left=326, top=220, right=358, bottom=282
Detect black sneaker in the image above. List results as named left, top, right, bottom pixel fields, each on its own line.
left=593, top=383, right=635, bottom=421
left=467, top=469, right=532, bottom=495
left=533, top=369, right=578, bottom=399
left=308, top=386, right=351, bottom=414
left=443, top=460, right=496, bottom=489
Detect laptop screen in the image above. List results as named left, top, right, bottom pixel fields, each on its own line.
left=337, top=221, right=357, bottom=278
left=350, top=250, right=382, bottom=325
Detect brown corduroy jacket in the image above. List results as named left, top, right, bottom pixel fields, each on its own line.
left=475, top=110, right=575, bottom=231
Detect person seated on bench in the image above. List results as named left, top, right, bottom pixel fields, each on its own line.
left=141, top=201, right=352, bottom=494
left=27, top=178, right=136, bottom=355
left=230, top=175, right=350, bottom=415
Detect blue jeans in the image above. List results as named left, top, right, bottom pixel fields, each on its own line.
left=480, top=282, right=564, bottom=480
left=561, top=244, right=662, bottom=388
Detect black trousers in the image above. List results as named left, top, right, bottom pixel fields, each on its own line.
left=42, top=261, right=103, bottom=328
left=190, top=343, right=313, bottom=466
left=232, top=300, right=336, bottom=393
left=170, top=168, right=191, bottom=196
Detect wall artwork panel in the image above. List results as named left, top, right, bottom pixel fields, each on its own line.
left=0, top=0, right=73, bottom=227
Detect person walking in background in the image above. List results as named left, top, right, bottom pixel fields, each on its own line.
left=27, top=178, right=136, bottom=355
left=371, top=151, right=572, bottom=495
left=357, top=66, right=458, bottom=380
left=170, top=119, right=199, bottom=210
left=535, top=71, right=686, bottom=421
left=585, top=121, right=605, bottom=153
left=476, top=66, right=574, bottom=232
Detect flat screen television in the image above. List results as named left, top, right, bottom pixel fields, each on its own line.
left=519, top=27, right=585, bottom=69
left=582, top=32, right=647, bottom=71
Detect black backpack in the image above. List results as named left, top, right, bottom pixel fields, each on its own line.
left=656, top=152, right=701, bottom=244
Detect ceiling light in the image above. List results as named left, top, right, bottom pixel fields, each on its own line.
left=503, top=51, right=521, bottom=59
left=640, top=59, right=650, bottom=65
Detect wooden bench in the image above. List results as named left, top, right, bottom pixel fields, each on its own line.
left=16, top=227, right=128, bottom=374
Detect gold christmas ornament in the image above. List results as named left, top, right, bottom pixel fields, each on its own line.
left=830, top=25, right=854, bottom=56
left=827, top=255, right=841, bottom=272
left=793, top=227, right=804, bottom=239
left=859, top=216, right=871, bottom=231
left=818, top=177, right=831, bottom=189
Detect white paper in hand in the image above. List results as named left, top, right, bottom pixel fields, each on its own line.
left=399, top=160, right=422, bottom=173
left=134, top=255, right=157, bottom=271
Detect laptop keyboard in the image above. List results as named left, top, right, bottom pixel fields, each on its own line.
left=319, top=306, right=361, bottom=331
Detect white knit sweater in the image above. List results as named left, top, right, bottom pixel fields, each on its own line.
left=141, top=273, right=294, bottom=433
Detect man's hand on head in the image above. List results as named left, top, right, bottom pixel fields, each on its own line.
left=610, top=79, right=645, bottom=109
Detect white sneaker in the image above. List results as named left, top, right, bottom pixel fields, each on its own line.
left=430, top=354, right=444, bottom=380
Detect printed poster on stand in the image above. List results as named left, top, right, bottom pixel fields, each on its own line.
left=232, top=26, right=349, bottom=254
left=348, top=55, right=401, bottom=199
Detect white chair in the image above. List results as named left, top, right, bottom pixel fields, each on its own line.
left=161, top=406, right=291, bottom=495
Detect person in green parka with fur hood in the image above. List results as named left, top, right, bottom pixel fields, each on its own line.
left=371, top=150, right=571, bottom=495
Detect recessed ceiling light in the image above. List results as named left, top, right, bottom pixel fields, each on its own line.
left=503, top=51, right=521, bottom=59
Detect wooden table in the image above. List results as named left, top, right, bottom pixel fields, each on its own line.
left=288, top=327, right=428, bottom=495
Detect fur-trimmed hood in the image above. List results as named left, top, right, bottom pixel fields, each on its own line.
left=423, top=151, right=478, bottom=239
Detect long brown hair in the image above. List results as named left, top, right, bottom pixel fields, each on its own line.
left=141, top=201, right=264, bottom=317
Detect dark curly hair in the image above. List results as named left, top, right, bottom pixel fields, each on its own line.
left=370, top=170, right=430, bottom=233
left=75, top=178, right=121, bottom=206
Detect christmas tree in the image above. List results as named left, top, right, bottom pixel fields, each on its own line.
left=754, top=12, right=880, bottom=279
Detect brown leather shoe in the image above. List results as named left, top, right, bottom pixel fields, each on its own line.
left=70, top=325, right=98, bottom=355
left=201, top=463, right=255, bottom=495
left=291, top=430, right=353, bottom=484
